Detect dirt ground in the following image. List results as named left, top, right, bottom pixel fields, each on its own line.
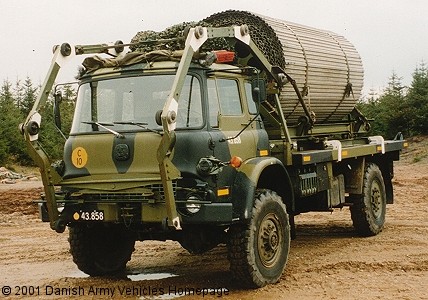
left=0, top=137, right=427, bottom=299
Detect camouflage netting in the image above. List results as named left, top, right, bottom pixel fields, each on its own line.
left=130, top=21, right=231, bottom=53
left=202, top=10, right=286, bottom=69
left=130, top=22, right=197, bottom=53
left=130, top=10, right=284, bottom=69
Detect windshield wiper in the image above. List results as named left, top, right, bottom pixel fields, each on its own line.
left=113, top=121, right=162, bottom=135
left=82, top=121, right=124, bottom=138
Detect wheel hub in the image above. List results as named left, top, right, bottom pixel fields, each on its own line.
left=258, top=213, right=282, bottom=268
left=371, top=180, right=382, bottom=218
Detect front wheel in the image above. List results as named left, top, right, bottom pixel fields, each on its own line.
left=350, top=163, right=387, bottom=236
left=68, top=224, right=135, bottom=276
left=228, top=189, right=290, bottom=288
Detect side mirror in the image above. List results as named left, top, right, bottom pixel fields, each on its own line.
left=54, top=91, right=62, bottom=130
left=251, top=78, right=266, bottom=104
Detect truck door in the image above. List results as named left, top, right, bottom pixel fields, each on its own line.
left=207, top=77, right=259, bottom=161
left=207, top=77, right=269, bottom=159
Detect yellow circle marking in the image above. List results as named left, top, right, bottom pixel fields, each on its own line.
left=73, top=212, right=80, bottom=220
left=72, top=147, right=88, bottom=168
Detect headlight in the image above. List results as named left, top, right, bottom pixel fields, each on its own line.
left=185, top=195, right=202, bottom=214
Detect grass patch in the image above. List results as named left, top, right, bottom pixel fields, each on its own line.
left=413, top=156, right=422, bottom=163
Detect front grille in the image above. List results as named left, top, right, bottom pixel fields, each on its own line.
left=80, top=182, right=177, bottom=203
left=97, top=193, right=149, bottom=201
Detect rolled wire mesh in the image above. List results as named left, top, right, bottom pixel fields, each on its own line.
left=131, top=10, right=363, bottom=124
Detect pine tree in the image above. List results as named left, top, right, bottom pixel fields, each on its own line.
left=380, top=72, right=410, bottom=138
left=357, top=72, right=409, bottom=138
left=0, top=80, right=14, bottom=164
left=357, top=88, right=385, bottom=135
left=13, top=78, right=24, bottom=111
left=0, top=79, right=29, bottom=164
left=407, top=62, right=428, bottom=134
left=21, top=77, right=38, bottom=115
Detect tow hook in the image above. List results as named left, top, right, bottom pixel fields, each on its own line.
left=54, top=219, right=66, bottom=233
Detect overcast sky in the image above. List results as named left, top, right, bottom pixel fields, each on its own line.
left=1, top=0, right=427, bottom=96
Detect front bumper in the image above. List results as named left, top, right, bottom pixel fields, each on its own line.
left=38, top=201, right=234, bottom=225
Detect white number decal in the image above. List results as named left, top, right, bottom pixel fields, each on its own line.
left=80, top=210, right=104, bottom=221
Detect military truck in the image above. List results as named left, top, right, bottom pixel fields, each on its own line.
left=21, top=11, right=406, bottom=288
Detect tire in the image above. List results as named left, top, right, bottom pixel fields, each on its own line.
left=228, top=189, right=290, bottom=288
left=68, top=224, right=135, bottom=276
left=350, top=163, right=387, bottom=236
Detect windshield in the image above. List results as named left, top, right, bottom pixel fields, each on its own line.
left=70, top=74, right=203, bottom=134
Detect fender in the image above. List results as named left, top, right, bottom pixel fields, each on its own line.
left=231, top=156, right=294, bottom=221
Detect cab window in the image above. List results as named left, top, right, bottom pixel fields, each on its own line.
left=207, top=78, right=242, bottom=127
left=244, top=81, right=258, bottom=115
left=71, top=74, right=202, bottom=134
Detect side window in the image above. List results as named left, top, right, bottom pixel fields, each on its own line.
left=217, top=79, right=242, bottom=115
left=207, top=78, right=243, bottom=128
left=245, top=82, right=258, bottom=115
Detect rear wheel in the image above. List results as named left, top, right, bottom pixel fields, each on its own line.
left=350, top=163, right=387, bottom=236
left=68, top=224, right=135, bottom=276
left=228, top=189, right=290, bottom=288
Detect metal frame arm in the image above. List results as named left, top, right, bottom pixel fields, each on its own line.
left=22, top=42, right=121, bottom=231
left=22, top=45, right=73, bottom=231
left=157, top=27, right=210, bottom=230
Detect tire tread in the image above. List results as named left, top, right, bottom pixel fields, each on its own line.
left=228, top=189, right=290, bottom=288
left=350, top=163, right=386, bottom=236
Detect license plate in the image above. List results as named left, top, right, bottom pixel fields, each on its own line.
left=73, top=209, right=104, bottom=221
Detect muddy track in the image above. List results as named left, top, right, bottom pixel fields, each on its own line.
left=1, top=144, right=427, bottom=299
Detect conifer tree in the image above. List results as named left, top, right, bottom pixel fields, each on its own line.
left=21, top=76, right=38, bottom=116
left=0, top=79, right=28, bottom=164
left=407, top=62, right=428, bottom=134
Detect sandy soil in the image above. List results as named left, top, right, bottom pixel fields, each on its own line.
left=0, top=137, right=427, bottom=299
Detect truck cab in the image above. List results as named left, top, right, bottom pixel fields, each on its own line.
left=59, top=58, right=268, bottom=228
